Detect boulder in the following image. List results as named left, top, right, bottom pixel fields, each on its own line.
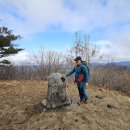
left=41, top=73, right=78, bottom=111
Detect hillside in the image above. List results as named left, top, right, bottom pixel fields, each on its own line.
left=116, top=61, right=130, bottom=67
left=0, top=81, right=130, bottom=130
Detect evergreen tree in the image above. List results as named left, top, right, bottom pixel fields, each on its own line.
left=0, top=26, right=24, bottom=64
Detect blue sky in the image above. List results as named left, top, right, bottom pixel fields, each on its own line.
left=0, top=0, right=130, bottom=63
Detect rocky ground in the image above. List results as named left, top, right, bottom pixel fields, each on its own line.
left=0, top=80, right=130, bottom=130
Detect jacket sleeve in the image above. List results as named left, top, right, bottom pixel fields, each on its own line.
left=83, top=65, right=89, bottom=83
left=66, top=67, right=75, bottom=77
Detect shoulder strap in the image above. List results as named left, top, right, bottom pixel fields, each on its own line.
left=80, top=64, right=90, bottom=77
left=80, top=65, right=84, bottom=73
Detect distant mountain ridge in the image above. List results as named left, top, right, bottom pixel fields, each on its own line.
left=92, top=61, right=130, bottom=68
left=115, top=61, right=130, bottom=67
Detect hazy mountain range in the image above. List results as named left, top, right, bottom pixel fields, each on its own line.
left=93, top=61, right=130, bottom=68
left=115, top=61, right=130, bottom=67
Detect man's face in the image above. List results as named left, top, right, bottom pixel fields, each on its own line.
left=75, top=60, right=81, bottom=66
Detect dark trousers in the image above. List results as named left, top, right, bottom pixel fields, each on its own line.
left=77, top=82, right=88, bottom=101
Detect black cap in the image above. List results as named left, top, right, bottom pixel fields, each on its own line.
left=74, top=56, right=82, bottom=61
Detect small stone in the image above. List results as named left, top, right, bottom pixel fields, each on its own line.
left=41, top=99, right=47, bottom=106
left=74, top=119, right=78, bottom=122
left=95, top=95, right=103, bottom=99
left=107, top=104, right=115, bottom=109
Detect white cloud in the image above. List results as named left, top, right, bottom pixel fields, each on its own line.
left=0, top=0, right=130, bottom=61
left=1, top=0, right=130, bottom=35
left=94, top=39, right=130, bottom=61
left=6, top=51, right=32, bottom=65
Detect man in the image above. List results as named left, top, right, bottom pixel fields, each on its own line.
left=66, top=56, right=89, bottom=104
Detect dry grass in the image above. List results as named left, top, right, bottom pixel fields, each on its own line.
left=0, top=80, right=130, bottom=130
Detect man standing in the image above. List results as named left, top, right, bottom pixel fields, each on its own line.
left=66, top=56, right=89, bottom=104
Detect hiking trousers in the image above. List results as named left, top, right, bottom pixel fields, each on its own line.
left=77, top=82, right=88, bottom=101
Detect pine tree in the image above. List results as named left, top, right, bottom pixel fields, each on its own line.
left=0, top=26, right=24, bottom=64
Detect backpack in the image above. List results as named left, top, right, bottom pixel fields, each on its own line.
left=74, top=61, right=90, bottom=83
left=81, top=61, right=90, bottom=77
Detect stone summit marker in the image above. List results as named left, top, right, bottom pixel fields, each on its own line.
left=41, top=73, right=79, bottom=111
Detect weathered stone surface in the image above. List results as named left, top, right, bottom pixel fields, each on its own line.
left=41, top=73, right=78, bottom=111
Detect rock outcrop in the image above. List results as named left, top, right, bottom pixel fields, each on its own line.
left=41, top=73, right=78, bottom=111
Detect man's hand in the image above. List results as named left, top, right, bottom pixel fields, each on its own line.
left=86, top=83, right=89, bottom=86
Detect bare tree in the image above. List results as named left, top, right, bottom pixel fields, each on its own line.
left=66, top=33, right=99, bottom=65
left=33, top=48, right=64, bottom=79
